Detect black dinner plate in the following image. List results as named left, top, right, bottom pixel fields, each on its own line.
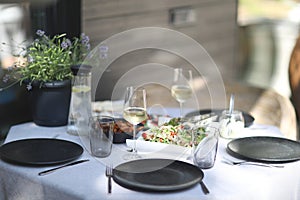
left=185, top=109, right=255, bottom=127
left=0, top=138, right=83, bottom=166
left=227, top=136, right=300, bottom=163
left=113, top=159, right=204, bottom=192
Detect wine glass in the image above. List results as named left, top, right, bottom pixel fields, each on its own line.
left=171, top=68, right=193, bottom=117
left=123, top=86, right=147, bottom=159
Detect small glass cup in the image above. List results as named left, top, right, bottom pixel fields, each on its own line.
left=89, top=116, right=114, bottom=158
left=219, top=110, right=245, bottom=139
left=193, top=124, right=219, bottom=169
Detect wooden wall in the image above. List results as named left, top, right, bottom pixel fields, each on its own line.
left=82, top=0, right=238, bottom=100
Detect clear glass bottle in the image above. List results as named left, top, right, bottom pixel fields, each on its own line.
left=67, top=64, right=92, bottom=136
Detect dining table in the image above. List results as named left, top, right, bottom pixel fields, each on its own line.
left=0, top=106, right=300, bottom=200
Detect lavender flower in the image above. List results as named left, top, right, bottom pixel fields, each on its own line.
left=61, top=41, right=69, bottom=49
left=27, top=55, right=34, bottom=63
left=66, top=39, right=72, bottom=47
left=2, top=74, right=10, bottom=83
left=26, top=83, right=32, bottom=91
left=36, top=30, right=45, bottom=37
left=99, top=45, right=108, bottom=59
left=86, top=43, right=91, bottom=50
left=81, top=33, right=90, bottom=45
left=99, top=45, right=108, bottom=52
left=99, top=53, right=107, bottom=59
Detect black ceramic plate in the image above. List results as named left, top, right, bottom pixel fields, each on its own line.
left=227, top=136, right=300, bottom=163
left=0, top=138, right=83, bottom=166
left=113, top=159, right=204, bottom=192
left=185, top=109, right=255, bottom=127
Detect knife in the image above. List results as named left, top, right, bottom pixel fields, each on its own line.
left=38, top=159, right=89, bottom=176
left=200, top=181, right=210, bottom=195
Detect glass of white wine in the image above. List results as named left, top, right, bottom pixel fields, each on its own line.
left=123, top=86, right=147, bottom=160
left=171, top=68, right=193, bottom=117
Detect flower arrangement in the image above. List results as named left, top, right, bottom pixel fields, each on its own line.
left=1, top=30, right=90, bottom=90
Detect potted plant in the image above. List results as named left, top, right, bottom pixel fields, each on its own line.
left=2, top=30, right=91, bottom=126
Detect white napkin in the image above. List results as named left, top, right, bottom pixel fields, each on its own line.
left=126, top=139, right=191, bottom=160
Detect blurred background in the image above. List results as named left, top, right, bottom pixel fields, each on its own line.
left=0, top=0, right=300, bottom=140
left=238, top=0, right=300, bottom=97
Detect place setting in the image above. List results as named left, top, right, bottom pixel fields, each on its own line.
left=226, top=136, right=300, bottom=163
left=0, top=138, right=84, bottom=166
left=218, top=134, right=300, bottom=169
left=115, top=121, right=218, bottom=194
left=93, top=69, right=222, bottom=195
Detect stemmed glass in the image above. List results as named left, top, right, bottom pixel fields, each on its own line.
left=123, top=86, right=147, bottom=160
left=171, top=68, right=193, bottom=117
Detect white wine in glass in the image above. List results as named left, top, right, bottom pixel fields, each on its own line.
left=123, top=87, right=147, bottom=159
left=171, top=85, right=192, bottom=103
left=171, top=68, right=193, bottom=117
left=123, top=107, right=147, bottom=125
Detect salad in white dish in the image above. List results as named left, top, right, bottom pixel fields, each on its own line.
left=141, top=118, right=207, bottom=148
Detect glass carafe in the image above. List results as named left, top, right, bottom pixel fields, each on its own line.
left=67, top=64, right=92, bottom=136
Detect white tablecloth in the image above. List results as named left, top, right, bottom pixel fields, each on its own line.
left=1, top=122, right=300, bottom=200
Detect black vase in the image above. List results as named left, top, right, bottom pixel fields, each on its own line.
left=29, top=79, right=71, bottom=127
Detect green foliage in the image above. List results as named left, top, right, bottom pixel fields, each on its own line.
left=17, top=30, right=90, bottom=84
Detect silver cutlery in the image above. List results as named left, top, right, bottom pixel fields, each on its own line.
left=38, top=159, right=89, bottom=176
left=222, top=157, right=284, bottom=168
left=200, top=181, right=210, bottom=195
left=185, top=113, right=218, bottom=126
left=105, top=164, right=113, bottom=194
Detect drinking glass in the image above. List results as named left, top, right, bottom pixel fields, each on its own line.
left=171, top=68, right=193, bottom=117
left=193, top=124, right=219, bottom=169
left=123, top=86, right=147, bottom=159
left=89, top=115, right=114, bottom=158
left=219, top=110, right=245, bottom=139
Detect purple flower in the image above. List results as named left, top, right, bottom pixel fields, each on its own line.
left=2, top=74, right=10, bottom=83
left=99, top=45, right=108, bottom=59
left=61, top=41, right=69, bottom=49
left=36, top=30, right=45, bottom=37
left=99, top=53, right=107, bottom=59
left=86, top=43, right=91, bottom=50
left=26, top=83, right=32, bottom=91
left=66, top=39, right=72, bottom=47
left=27, top=55, right=34, bottom=63
left=81, top=33, right=90, bottom=45
left=99, top=45, right=108, bottom=52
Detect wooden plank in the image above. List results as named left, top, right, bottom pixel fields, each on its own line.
left=82, top=0, right=220, bottom=20
left=83, top=2, right=237, bottom=47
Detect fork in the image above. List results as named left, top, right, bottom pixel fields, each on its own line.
left=222, top=157, right=284, bottom=168
left=105, top=164, right=113, bottom=194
